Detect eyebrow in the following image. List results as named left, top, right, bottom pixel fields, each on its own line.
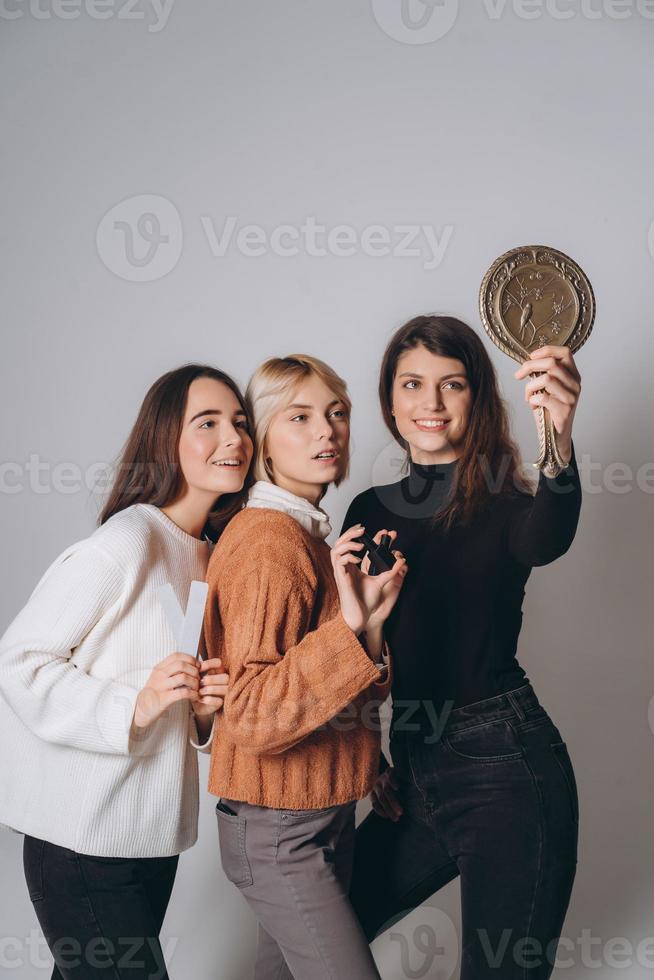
left=286, top=400, right=345, bottom=410
left=188, top=409, right=248, bottom=423
left=397, top=372, right=467, bottom=381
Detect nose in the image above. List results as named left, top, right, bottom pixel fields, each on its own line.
left=222, top=422, right=246, bottom=448
left=422, top=385, right=445, bottom=411
left=314, top=416, right=334, bottom=441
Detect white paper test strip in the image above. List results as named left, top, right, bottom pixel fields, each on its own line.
left=157, top=583, right=184, bottom=642
left=157, top=580, right=209, bottom=658
left=178, top=580, right=209, bottom=655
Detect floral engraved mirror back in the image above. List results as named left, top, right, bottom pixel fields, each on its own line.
left=480, top=245, right=595, bottom=477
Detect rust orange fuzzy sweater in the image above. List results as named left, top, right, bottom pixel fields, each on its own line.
left=204, top=507, right=392, bottom=809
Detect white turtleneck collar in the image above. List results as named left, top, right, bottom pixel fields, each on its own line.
left=245, top=480, right=332, bottom=540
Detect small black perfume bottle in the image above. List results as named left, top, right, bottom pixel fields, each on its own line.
left=356, top=531, right=395, bottom=576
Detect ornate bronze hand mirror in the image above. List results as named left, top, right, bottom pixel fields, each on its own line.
left=479, top=245, right=595, bottom=478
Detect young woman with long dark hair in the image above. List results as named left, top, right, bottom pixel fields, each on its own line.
left=0, top=364, right=255, bottom=979
left=342, top=316, right=582, bottom=980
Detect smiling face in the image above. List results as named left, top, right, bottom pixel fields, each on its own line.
left=263, top=373, right=350, bottom=504
left=391, top=343, right=473, bottom=465
left=177, top=376, right=254, bottom=501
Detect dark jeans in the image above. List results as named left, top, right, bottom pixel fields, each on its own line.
left=23, top=835, right=179, bottom=980
left=350, top=682, right=579, bottom=979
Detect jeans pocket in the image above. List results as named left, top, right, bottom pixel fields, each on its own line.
left=550, top=741, right=579, bottom=824
left=216, top=803, right=253, bottom=887
left=23, top=835, right=45, bottom=903
left=444, top=718, right=524, bottom=763
left=279, top=804, right=341, bottom=823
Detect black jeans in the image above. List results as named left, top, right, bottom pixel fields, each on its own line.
left=350, top=682, right=579, bottom=979
left=23, top=835, right=179, bottom=980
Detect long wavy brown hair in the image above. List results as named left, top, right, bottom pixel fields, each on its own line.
left=379, top=315, right=535, bottom=530
left=99, top=364, right=255, bottom=540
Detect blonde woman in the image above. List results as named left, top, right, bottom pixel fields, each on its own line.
left=203, top=355, right=408, bottom=980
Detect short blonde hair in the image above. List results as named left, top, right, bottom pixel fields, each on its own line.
left=245, top=354, right=352, bottom=491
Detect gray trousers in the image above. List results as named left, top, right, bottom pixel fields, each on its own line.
left=216, top=797, right=381, bottom=980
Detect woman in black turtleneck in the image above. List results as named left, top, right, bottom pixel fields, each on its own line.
left=341, top=315, right=582, bottom=980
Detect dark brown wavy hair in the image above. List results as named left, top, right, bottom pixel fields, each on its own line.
left=379, top=315, right=535, bottom=530
left=99, top=364, right=255, bottom=540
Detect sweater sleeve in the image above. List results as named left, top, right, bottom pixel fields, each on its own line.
left=187, top=632, right=216, bottom=753
left=507, top=440, right=582, bottom=567
left=206, top=524, right=386, bottom=755
left=363, top=635, right=392, bottom=702
left=189, top=711, right=215, bottom=753
left=0, top=542, right=146, bottom=756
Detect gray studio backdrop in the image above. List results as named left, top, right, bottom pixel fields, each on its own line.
left=1, top=1, right=653, bottom=978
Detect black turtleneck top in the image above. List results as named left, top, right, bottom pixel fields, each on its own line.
left=341, top=441, right=582, bottom=740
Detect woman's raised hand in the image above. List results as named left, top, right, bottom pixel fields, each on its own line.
left=330, top=524, right=408, bottom=636
left=514, top=345, right=581, bottom=463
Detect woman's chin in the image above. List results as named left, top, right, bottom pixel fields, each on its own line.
left=209, top=470, right=247, bottom=492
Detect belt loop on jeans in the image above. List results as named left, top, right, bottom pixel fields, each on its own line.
left=506, top=691, right=526, bottom=721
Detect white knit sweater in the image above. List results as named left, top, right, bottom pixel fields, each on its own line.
left=0, top=504, right=214, bottom=858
